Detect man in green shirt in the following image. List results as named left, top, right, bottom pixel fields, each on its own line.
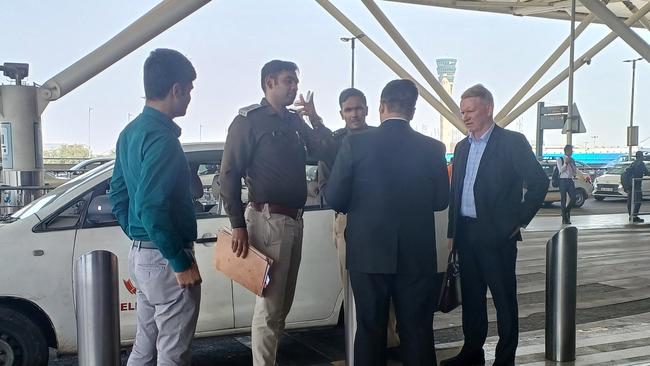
left=109, top=48, right=201, bottom=365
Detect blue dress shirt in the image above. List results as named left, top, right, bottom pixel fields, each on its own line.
left=460, top=123, right=496, bottom=218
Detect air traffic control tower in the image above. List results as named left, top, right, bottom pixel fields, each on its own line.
left=436, top=58, right=460, bottom=152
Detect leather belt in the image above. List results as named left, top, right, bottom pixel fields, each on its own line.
left=251, top=202, right=303, bottom=220
left=133, top=240, right=193, bottom=250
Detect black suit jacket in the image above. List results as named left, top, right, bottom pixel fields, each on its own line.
left=325, top=119, right=449, bottom=275
left=447, top=125, right=548, bottom=243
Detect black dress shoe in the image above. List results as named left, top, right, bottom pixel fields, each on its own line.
left=386, top=346, right=400, bottom=360
left=440, top=349, right=486, bottom=366
left=633, top=216, right=645, bottom=223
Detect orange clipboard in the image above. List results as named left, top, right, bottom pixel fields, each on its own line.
left=213, top=228, right=273, bottom=296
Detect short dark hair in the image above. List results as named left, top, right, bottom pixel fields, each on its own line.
left=564, top=144, right=573, bottom=151
left=143, top=49, right=196, bottom=100
left=339, top=88, right=367, bottom=108
left=380, top=79, right=418, bottom=115
left=260, top=60, right=298, bottom=92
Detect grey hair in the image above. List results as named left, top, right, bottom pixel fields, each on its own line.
left=461, top=84, right=494, bottom=107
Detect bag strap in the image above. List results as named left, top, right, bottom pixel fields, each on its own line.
left=447, top=247, right=458, bottom=263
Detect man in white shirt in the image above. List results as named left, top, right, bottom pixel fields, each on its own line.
left=557, top=144, right=578, bottom=224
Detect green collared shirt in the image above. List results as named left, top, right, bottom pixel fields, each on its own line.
left=109, top=106, right=197, bottom=272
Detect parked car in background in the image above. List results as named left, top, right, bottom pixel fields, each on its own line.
left=538, top=159, right=593, bottom=207
left=593, top=161, right=650, bottom=200
left=67, top=157, right=114, bottom=176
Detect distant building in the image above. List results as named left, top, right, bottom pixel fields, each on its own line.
left=436, top=58, right=462, bottom=152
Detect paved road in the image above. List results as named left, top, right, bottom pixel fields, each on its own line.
left=49, top=224, right=650, bottom=365
left=538, top=197, right=635, bottom=216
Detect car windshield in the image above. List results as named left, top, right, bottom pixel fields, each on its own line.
left=607, top=164, right=630, bottom=175
left=10, top=163, right=113, bottom=220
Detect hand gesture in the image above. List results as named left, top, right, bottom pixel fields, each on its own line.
left=293, top=93, right=322, bottom=128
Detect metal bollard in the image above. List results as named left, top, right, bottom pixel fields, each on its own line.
left=344, top=273, right=356, bottom=366
left=545, top=226, right=578, bottom=362
left=75, top=250, right=121, bottom=366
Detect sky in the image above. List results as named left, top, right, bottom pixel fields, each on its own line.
left=2, top=0, right=649, bottom=154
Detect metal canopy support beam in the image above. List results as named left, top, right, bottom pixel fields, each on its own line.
left=580, top=0, right=650, bottom=62
left=38, top=0, right=211, bottom=113
left=499, top=0, right=650, bottom=127
left=315, top=0, right=467, bottom=133
left=361, top=0, right=461, bottom=119
left=623, top=1, right=650, bottom=31
left=495, top=13, right=596, bottom=122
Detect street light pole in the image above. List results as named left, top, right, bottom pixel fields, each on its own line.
left=566, top=0, right=577, bottom=145
left=340, top=34, right=365, bottom=88
left=88, top=107, right=93, bottom=158
left=624, top=57, right=643, bottom=159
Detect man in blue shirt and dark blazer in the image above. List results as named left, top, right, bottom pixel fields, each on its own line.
left=326, top=79, right=449, bottom=366
left=441, top=84, right=548, bottom=366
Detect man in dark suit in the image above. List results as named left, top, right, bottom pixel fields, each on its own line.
left=441, top=84, right=548, bottom=366
left=326, top=79, right=449, bottom=366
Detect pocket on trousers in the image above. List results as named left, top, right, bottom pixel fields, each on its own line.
left=264, top=214, right=287, bottom=247
left=135, top=258, right=183, bottom=305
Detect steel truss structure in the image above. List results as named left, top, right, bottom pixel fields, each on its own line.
left=315, top=0, right=650, bottom=133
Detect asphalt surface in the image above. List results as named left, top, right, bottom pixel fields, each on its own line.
left=538, top=196, right=631, bottom=216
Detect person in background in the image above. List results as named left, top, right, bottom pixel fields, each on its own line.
left=628, top=150, right=649, bottom=223
left=557, top=144, right=577, bottom=225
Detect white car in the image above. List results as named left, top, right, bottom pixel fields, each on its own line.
left=593, top=161, right=650, bottom=200
left=539, top=160, right=593, bottom=207
left=0, top=142, right=449, bottom=363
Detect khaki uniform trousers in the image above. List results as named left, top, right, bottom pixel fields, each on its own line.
left=333, top=213, right=400, bottom=348
left=246, top=204, right=304, bottom=366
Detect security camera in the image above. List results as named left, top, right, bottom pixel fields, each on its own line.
left=0, top=63, right=29, bottom=84
left=584, top=58, right=591, bottom=65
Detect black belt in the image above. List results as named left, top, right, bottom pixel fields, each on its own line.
left=250, top=202, right=303, bottom=220
left=133, top=240, right=193, bottom=250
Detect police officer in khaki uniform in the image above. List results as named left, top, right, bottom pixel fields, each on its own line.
left=317, top=88, right=400, bottom=350
left=219, top=60, right=334, bottom=366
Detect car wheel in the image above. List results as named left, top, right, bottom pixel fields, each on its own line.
left=594, top=196, right=605, bottom=201
left=573, top=189, right=587, bottom=208
left=0, top=307, right=48, bottom=366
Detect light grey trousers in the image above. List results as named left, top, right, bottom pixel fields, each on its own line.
left=127, top=244, right=201, bottom=366
left=246, top=204, right=304, bottom=366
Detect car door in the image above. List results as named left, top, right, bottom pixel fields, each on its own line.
left=231, top=164, right=341, bottom=328
left=73, top=176, right=235, bottom=342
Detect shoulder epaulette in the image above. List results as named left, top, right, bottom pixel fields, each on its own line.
left=238, top=104, right=263, bottom=117
left=333, top=128, right=347, bottom=137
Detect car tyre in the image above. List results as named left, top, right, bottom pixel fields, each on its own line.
left=594, top=196, right=605, bottom=201
left=0, top=307, right=48, bottom=366
left=573, top=189, right=588, bottom=208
